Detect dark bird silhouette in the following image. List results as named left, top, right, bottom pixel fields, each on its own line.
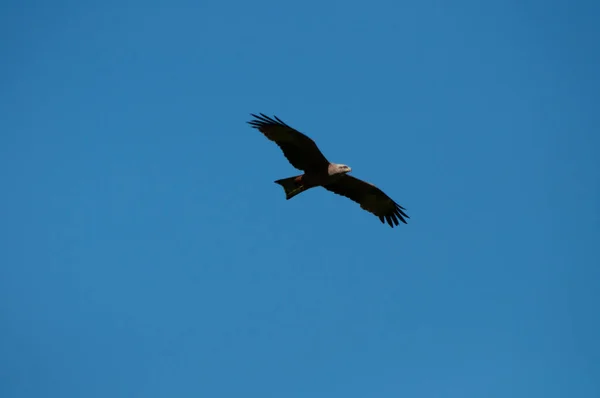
left=248, top=113, right=409, bottom=228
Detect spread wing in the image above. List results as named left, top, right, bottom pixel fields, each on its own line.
left=248, top=113, right=330, bottom=172
left=324, top=175, right=409, bottom=228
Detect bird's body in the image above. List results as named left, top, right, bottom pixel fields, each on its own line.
left=248, top=113, right=409, bottom=228
left=276, top=163, right=351, bottom=200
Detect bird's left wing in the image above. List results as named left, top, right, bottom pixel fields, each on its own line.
left=248, top=113, right=330, bottom=172
left=323, top=175, right=409, bottom=227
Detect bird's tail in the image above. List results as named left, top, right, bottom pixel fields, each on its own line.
left=274, top=175, right=307, bottom=200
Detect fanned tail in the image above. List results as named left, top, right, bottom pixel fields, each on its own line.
left=274, top=175, right=307, bottom=200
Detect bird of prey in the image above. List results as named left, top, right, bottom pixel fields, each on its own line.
left=248, top=113, right=409, bottom=228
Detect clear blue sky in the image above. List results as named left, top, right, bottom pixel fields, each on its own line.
left=1, top=1, right=599, bottom=397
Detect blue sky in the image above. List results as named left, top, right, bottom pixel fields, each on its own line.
left=1, top=1, right=599, bottom=397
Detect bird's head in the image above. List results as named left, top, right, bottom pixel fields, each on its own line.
left=335, top=164, right=352, bottom=174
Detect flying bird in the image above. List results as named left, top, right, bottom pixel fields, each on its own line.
left=248, top=113, right=409, bottom=228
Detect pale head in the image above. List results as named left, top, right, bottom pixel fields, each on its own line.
left=329, top=163, right=352, bottom=176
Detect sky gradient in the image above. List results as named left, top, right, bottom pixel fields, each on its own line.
left=1, top=1, right=599, bottom=397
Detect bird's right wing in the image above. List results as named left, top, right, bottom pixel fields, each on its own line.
left=248, top=113, right=330, bottom=172
left=324, top=175, right=409, bottom=228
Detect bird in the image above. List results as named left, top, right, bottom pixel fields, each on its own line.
left=248, top=113, right=409, bottom=228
